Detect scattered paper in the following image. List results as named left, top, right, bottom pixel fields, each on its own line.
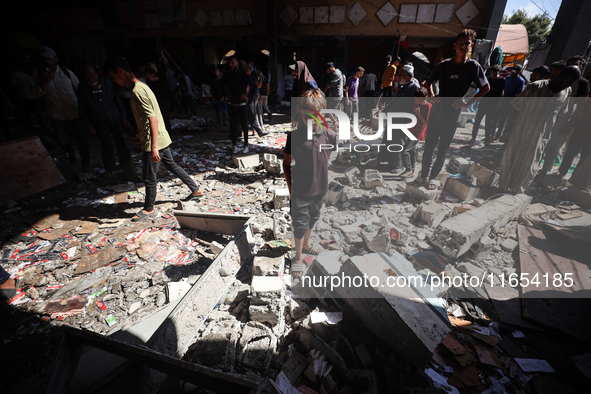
left=514, top=358, right=555, bottom=373
left=424, top=368, right=460, bottom=394
left=275, top=371, right=300, bottom=394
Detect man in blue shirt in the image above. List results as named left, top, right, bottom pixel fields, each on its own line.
left=495, top=65, right=525, bottom=141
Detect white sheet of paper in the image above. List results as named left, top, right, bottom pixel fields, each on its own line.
left=515, top=358, right=555, bottom=373
left=310, top=311, right=343, bottom=325
left=275, top=371, right=300, bottom=394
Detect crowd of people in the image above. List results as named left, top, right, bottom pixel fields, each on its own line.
left=1, top=29, right=590, bottom=295
left=283, top=28, right=590, bottom=273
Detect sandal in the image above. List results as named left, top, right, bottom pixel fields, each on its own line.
left=291, top=262, right=307, bottom=278
left=132, top=210, right=157, bottom=222
left=427, top=179, right=441, bottom=190
left=184, top=190, right=204, bottom=201
left=302, top=243, right=323, bottom=255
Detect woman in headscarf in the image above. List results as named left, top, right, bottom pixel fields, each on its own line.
left=290, top=61, right=319, bottom=97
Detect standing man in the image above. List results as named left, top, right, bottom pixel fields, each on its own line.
left=223, top=57, right=251, bottom=154
left=323, top=62, right=343, bottom=112
left=495, top=65, right=525, bottom=141
left=499, top=66, right=580, bottom=193
left=416, top=29, right=490, bottom=190
left=32, top=46, right=89, bottom=171
left=380, top=55, right=400, bottom=98
left=244, top=64, right=268, bottom=138
left=344, top=67, right=364, bottom=117
left=469, top=64, right=505, bottom=145
left=105, top=56, right=204, bottom=221
left=78, top=64, right=140, bottom=181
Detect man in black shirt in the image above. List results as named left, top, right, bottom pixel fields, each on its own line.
left=78, top=64, right=139, bottom=180
left=416, top=29, right=489, bottom=189
left=223, top=57, right=251, bottom=154
left=469, top=64, right=505, bottom=145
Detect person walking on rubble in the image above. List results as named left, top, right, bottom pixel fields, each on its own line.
left=105, top=56, right=204, bottom=221
left=414, top=29, right=489, bottom=191
left=283, top=88, right=337, bottom=280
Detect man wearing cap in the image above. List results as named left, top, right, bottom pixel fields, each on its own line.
left=323, top=62, right=343, bottom=111
left=32, top=46, right=89, bottom=171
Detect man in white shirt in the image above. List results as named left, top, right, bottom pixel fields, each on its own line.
left=32, top=46, right=89, bottom=171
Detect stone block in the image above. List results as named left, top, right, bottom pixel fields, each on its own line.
left=273, top=188, right=290, bottom=209
left=500, top=238, right=518, bottom=252
left=364, top=169, right=385, bottom=189
left=446, top=156, right=472, bottom=175
left=251, top=276, right=283, bottom=293
left=443, top=178, right=480, bottom=201
left=524, top=203, right=559, bottom=221
left=263, top=153, right=282, bottom=175
left=253, top=256, right=284, bottom=277
left=166, top=281, right=192, bottom=302
left=210, top=241, right=224, bottom=255
left=429, top=194, right=531, bottom=258
left=324, top=182, right=345, bottom=206
left=412, top=201, right=449, bottom=227
left=405, top=182, right=440, bottom=202
left=467, top=163, right=499, bottom=186
left=344, top=166, right=360, bottom=185
left=232, top=153, right=260, bottom=169
left=361, top=226, right=390, bottom=253
left=248, top=304, right=281, bottom=325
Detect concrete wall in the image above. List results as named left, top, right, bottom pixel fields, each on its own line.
left=546, top=0, right=591, bottom=64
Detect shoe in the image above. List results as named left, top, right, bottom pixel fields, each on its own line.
left=242, top=145, right=250, bottom=154
left=184, top=190, right=204, bottom=201
left=232, top=145, right=240, bottom=154
left=257, top=131, right=269, bottom=137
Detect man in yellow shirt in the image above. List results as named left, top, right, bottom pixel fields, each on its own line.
left=380, top=55, right=400, bottom=97
left=105, top=56, right=203, bottom=221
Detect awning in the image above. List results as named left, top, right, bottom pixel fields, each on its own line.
left=495, top=24, right=529, bottom=54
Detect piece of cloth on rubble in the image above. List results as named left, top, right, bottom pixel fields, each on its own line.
left=499, top=80, right=571, bottom=193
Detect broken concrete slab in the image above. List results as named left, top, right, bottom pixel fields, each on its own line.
left=430, top=194, right=531, bottom=258
left=405, top=182, right=440, bottom=202
left=363, top=169, right=385, bottom=189
left=252, top=256, right=285, bottom=277
left=232, top=153, right=260, bottom=169
left=340, top=253, right=451, bottom=365
left=500, top=238, right=518, bottom=252
left=443, top=178, right=480, bottom=201
left=412, top=201, right=449, bottom=227
left=166, top=281, right=192, bottom=302
left=273, top=188, right=290, bottom=209
left=344, top=166, right=360, bottom=186
left=467, top=163, right=499, bottom=187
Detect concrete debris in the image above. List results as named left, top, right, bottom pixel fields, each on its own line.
left=263, top=153, right=282, bottom=175
left=430, top=194, right=532, bottom=258
left=413, top=201, right=450, bottom=227
left=363, top=169, right=386, bottom=189
left=467, top=163, right=499, bottom=186
left=405, top=182, right=441, bottom=202
left=447, top=157, right=472, bottom=175
left=252, top=256, right=284, bottom=277
left=344, top=166, right=361, bottom=186
left=232, top=153, right=260, bottom=169
left=273, top=188, right=290, bottom=209
left=443, top=178, right=480, bottom=201
left=166, top=281, right=192, bottom=302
